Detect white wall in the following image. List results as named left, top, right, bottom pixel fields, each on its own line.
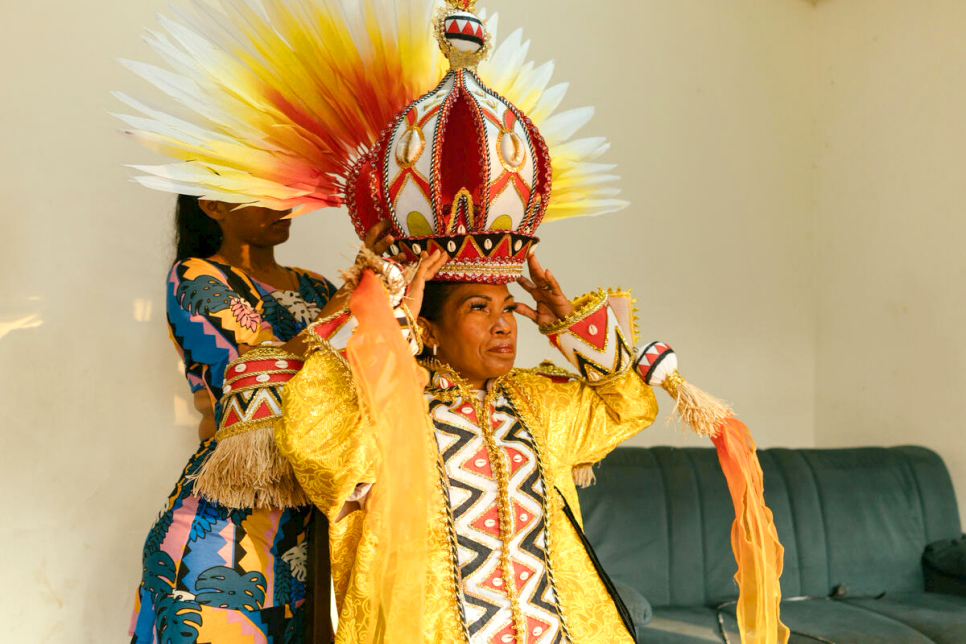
left=15, top=0, right=965, bottom=641
left=813, top=0, right=966, bottom=520
left=502, top=0, right=818, bottom=448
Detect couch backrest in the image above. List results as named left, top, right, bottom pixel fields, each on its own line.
left=576, top=446, right=961, bottom=608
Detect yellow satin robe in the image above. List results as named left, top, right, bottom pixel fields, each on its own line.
left=276, top=342, right=658, bottom=644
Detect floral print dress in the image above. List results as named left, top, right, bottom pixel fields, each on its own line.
left=129, top=258, right=336, bottom=644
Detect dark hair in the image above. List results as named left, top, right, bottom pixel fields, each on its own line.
left=416, top=281, right=459, bottom=359
left=174, top=194, right=223, bottom=262
left=419, top=281, right=459, bottom=322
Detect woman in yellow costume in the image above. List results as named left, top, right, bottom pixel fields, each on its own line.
left=279, top=249, right=662, bottom=643
left=118, top=0, right=787, bottom=642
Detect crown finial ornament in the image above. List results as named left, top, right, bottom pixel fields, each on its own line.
left=435, top=0, right=490, bottom=70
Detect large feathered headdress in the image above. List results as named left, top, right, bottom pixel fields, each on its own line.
left=117, top=0, right=627, bottom=282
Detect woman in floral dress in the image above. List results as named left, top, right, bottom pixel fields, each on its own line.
left=129, top=195, right=391, bottom=643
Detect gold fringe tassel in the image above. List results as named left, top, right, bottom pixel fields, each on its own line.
left=661, top=371, right=733, bottom=438
left=572, top=464, right=597, bottom=488
left=191, top=422, right=310, bottom=509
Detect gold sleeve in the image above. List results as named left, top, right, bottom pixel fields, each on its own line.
left=514, top=368, right=659, bottom=468
left=275, top=341, right=379, bottom=524
left=571, top=370, right=659, bottom=465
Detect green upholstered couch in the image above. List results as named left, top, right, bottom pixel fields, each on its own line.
left=576, top=446, right=966, bottom=643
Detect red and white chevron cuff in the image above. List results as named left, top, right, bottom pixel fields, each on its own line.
left=542, top=290, right=636, bottom=381
left=218, top=348, right=304, bottom=439
left=634, top=341, right=677, bottom=386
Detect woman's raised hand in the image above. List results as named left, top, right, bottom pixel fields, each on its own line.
left=406, top=250, right=447, bottom=316
left=363, top=220, right=406, bottom=262
left=514, top=254, right=574, bottom=326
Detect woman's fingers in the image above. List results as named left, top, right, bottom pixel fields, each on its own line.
left=413, top=250, right=444, bottom=282
left=425, top=249, right=447, bottom=280
left=406, top=250, right=445, bottom=315
left=516, top=276, right=539, bottom=295
left=363, top=220, right=394, bottom=255
left=516, top=275, right=555, bottom=310
left=527, top=253, right=549, bottom=287
left=544, top=269, right=563, bottom=296
left=512, top=302, right=539, bottom=322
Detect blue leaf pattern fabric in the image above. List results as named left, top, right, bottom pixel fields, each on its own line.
left=175, top=275, right=234, bottom=316
left=195, top=567, right=268, bottom=611
left=188, top=499, right=220, bottom=543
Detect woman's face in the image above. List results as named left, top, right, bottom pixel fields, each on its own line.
left=202, top=201, right=293, bottom=248
left=423, top=283, right=518, bottom=389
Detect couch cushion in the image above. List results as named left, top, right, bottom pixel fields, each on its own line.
left=613, top=578, right=653, bottom=628
left=843, top=593, right=966, bottom=644
left=718, top=598, right=936, bottom=643
left=578, top=445, right=963, bottom=607
left=771, top=447, right=961, bottom=598
left=637, top=607, right=733, bottom=643
left=924, top=536, right=966, bottom=596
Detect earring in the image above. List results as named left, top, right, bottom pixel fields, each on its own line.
left=432, top=344, right=438, bottom=357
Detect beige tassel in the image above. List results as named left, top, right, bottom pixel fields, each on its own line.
left=191, top=422, right=310, bottom=509
left=661, top=371, right=733, bottom=439
left=339, top=246, right=412, bottom=299
left=572, top=464, right=597, bottom=488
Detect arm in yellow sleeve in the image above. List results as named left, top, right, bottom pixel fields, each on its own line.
left=531, top=288, right=659, bottom=467
left=565, top=370, right=658, bottom=466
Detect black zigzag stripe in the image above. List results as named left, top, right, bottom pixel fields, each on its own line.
left=613, top=331, right=633, bottom=372
left=519, top=515, right=547, bottom=561
left=517, top=465, right=545, bottom=510
left=498, top=413, right=536, bottom=449
left=229, top=386, right=282, bottom=415
left=430, top=403, right=476, bottom=462
left=449, top=478, right=484, bottom=523
left=456, top=530, right=494, bottom=581
left=575, top=351, right=611, bottom=381
left=527, top=572, right=558, bottom=617
left=464, top=592, right=502, bottom=636
left=494, top=402, right=517, bottom=419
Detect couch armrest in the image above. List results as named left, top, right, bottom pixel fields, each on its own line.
left=612, top=579, right=653, bottom=628
left=923, top=535, right=966, bottom=597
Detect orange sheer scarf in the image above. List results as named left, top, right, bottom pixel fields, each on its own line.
left=712, top=418, right=790, bottom=644
left=346, top=270, right=438, bottom=643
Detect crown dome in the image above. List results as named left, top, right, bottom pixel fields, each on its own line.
left=346, top=5, right=552, bottom=283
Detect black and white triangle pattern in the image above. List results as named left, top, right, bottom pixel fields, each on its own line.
left=429, top=393, right=566, bottom=644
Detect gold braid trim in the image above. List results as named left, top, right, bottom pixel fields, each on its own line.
left=213, top=416, right=274, bottom=441
left=538, top=289, right=609, bottom=336
left=419, top=358, right=509, bottom=421
left=661, top=371, right=686, bottom=399
left=432, top=441, right=473, bottom=643
left=478, top=392, right=528, bottom=643
left=398, top=301, right=423, bottom=355
left=339, top=247, right=412, bottom=303
left=421, top=360, right=526, bottom=639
